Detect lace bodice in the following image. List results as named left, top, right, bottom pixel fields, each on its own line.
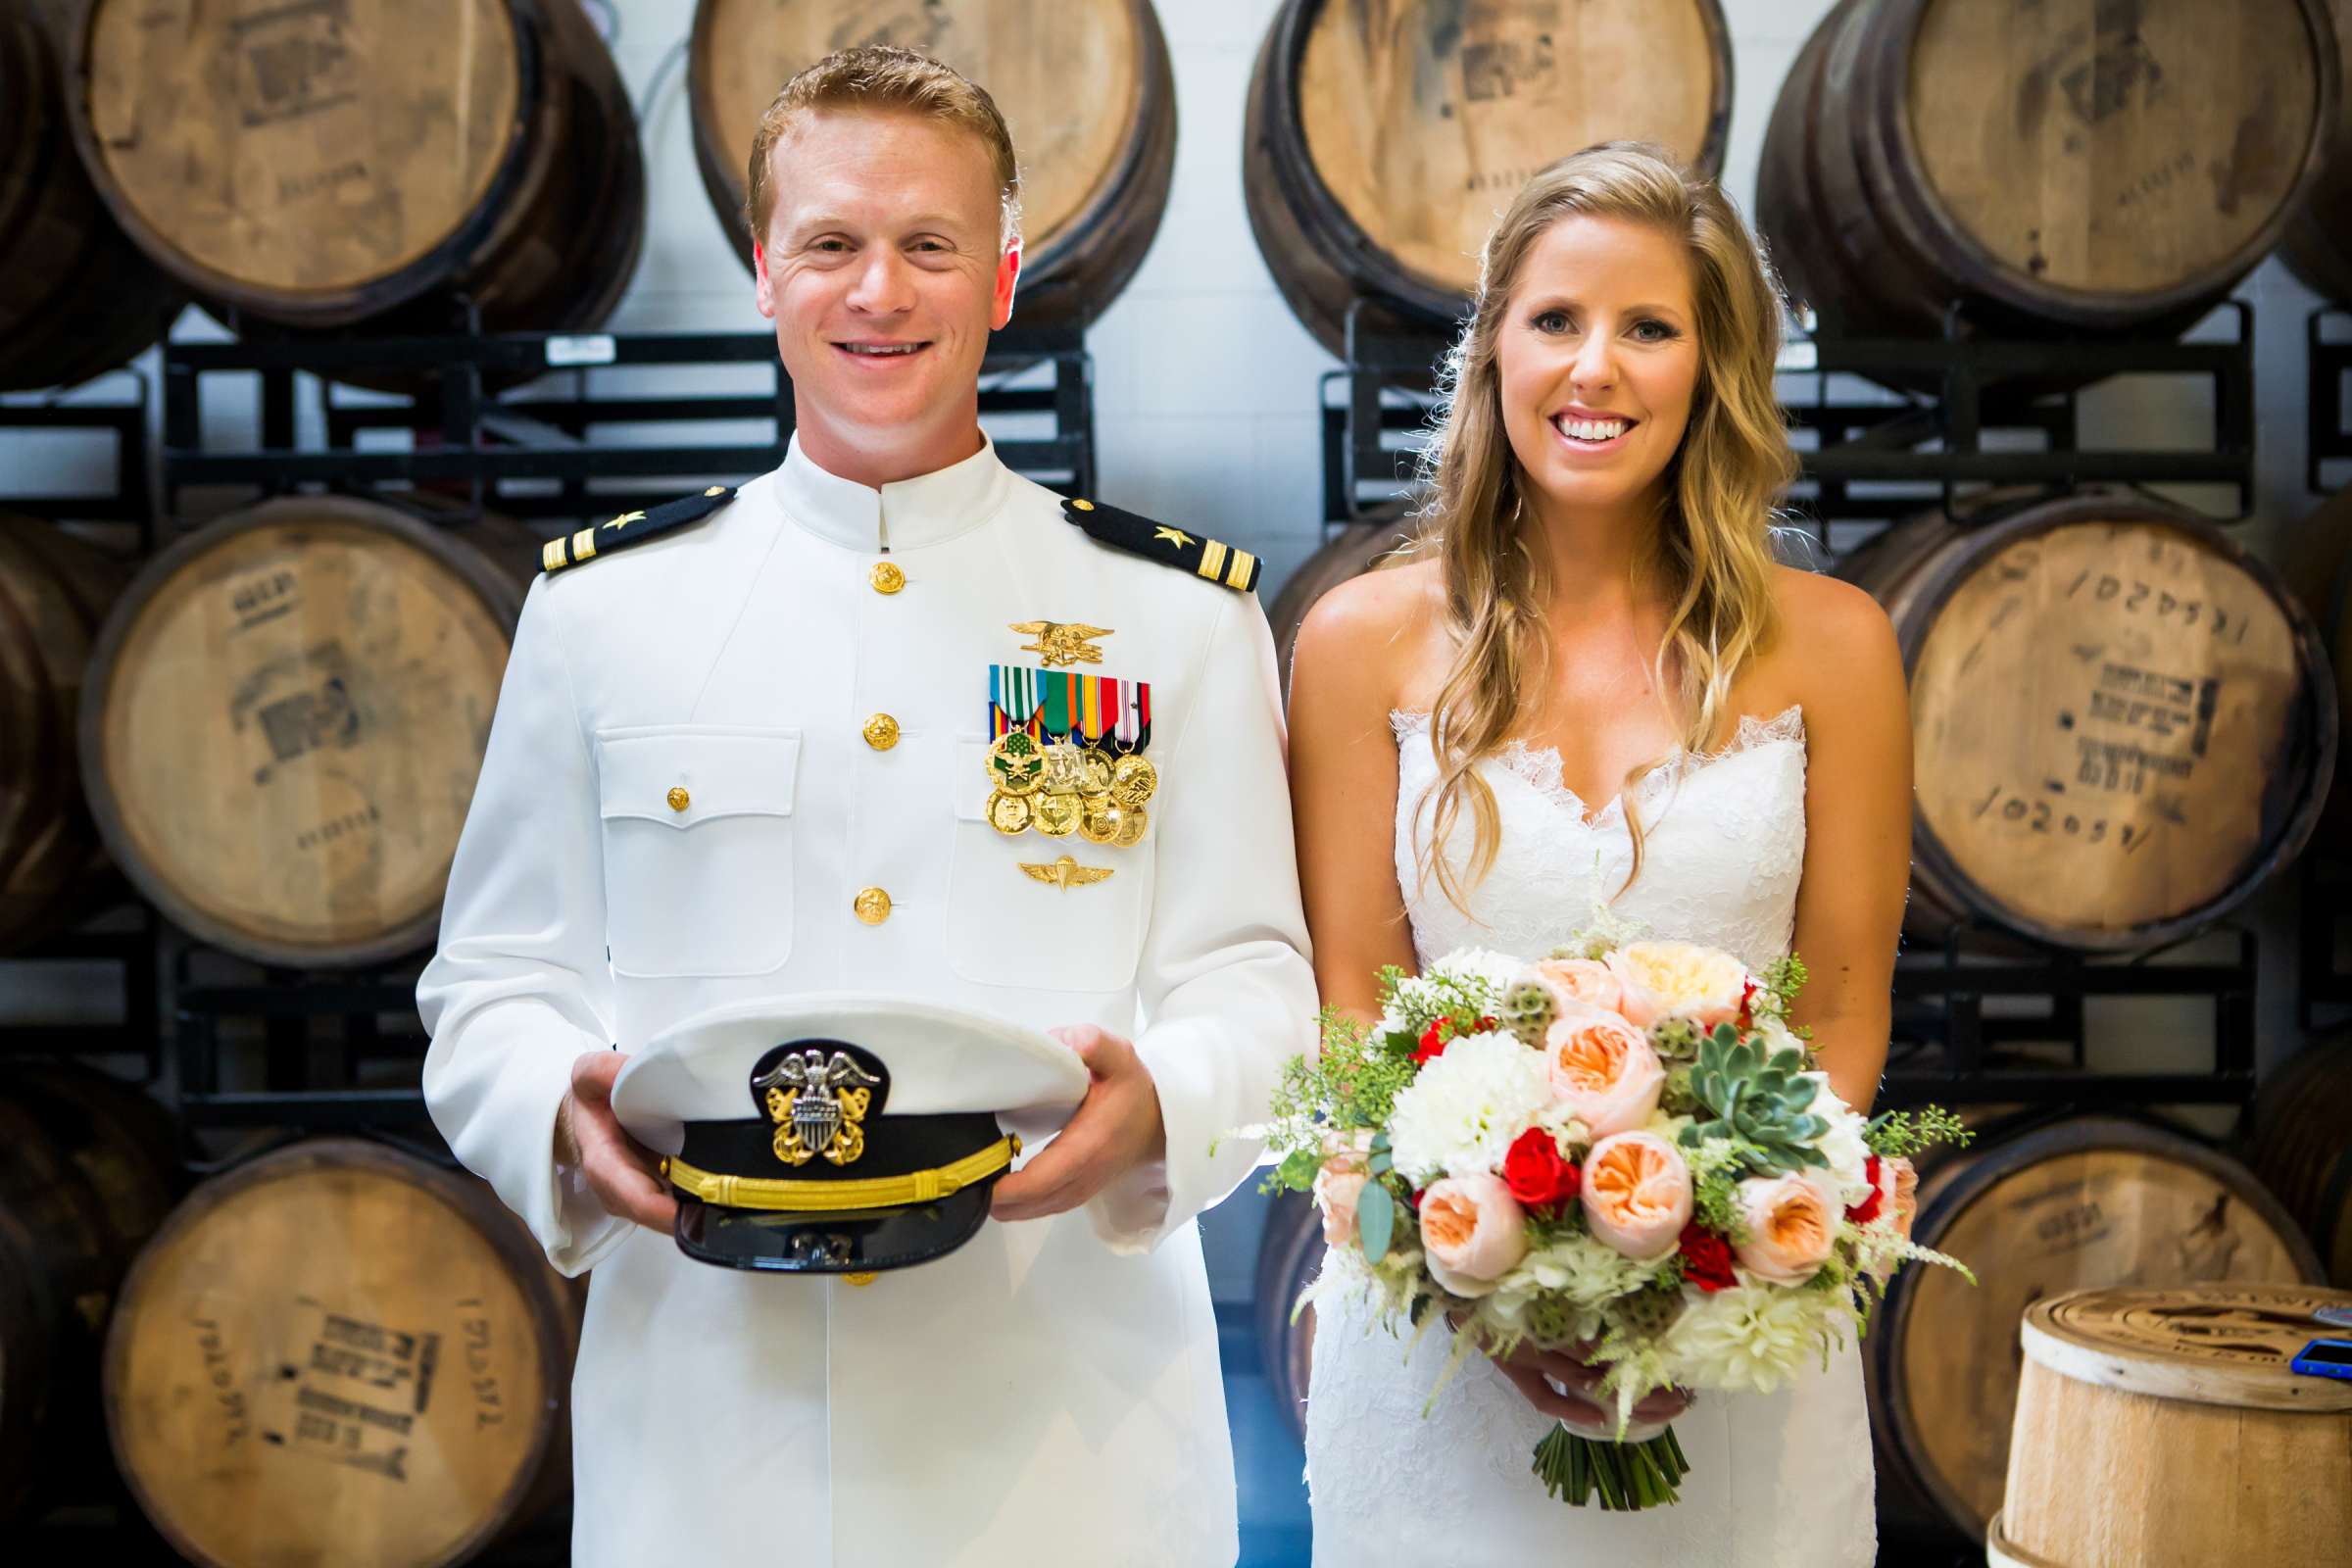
left=1391, top=706, right=1808, bottom=971
left=1305, top=702, right=1876, bottom=1568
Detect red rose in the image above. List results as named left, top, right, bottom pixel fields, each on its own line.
left=1678, top=1224, right=1738, bottom=1293
left=1501, top=1127, right=1581, bottom=1216
left=1845, top=1154, right=1886, bottom=1225
left=1415, top=1020, right=1449, bottom=1064
left=1737, top=980, right=1759, bottom=1033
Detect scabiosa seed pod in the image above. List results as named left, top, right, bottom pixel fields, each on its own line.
left=1498, top=980, right=1558, bottom=1048
left=1616, top=1283, right=1689, bottom=1338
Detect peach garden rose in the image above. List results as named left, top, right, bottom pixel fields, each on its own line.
left=1579, top=1130, right=1693, bottom=1263
left=1605, top=940, right=1750, bottom=1029
left=1533, top=956, right=1625, bottom=1017
left=1544, top=1002, right=1665, bottom=1138
left=1418, top=1173, right=1528, bottom=1298
left=1733, top=1171, right=1840, bottom=1286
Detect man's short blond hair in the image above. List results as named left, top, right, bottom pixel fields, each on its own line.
left=744, top=45, right=1023, bottom=249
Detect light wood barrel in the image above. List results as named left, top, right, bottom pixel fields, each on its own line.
left=1266, top=498, right=1423, bottom=690
left=1838, top=491, right=2337, bottom=952
left=0, top=515, right=127, bottom=953
left=2282, top=1, right=2352, bottom=303
left=105, top=1139, right=579, bottom=1568
left=0, top=3, right=180, bottom=390
left=688, top=0, right=1176, bottom=330
left=79, top=499, right=529, bottom=968
left=67, top=0, right=643, bottom=335
left=1244, top=0, right=1733, bottom=356
left=1991, top=1284, right=2352, bottom=1567
left=0, top=1066, right=177, bottom=1522
left=1866, top=1116, right=2323, bottom=1544
left=1758, top=0, right=2338, bottom=340
left=2245, top=1033, right=2352, bottom=1287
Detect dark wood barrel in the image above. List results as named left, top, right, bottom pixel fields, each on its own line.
left=1244, top=0, right=1733, bottom=357
left=0, top=2, right=181, bottom=391
left=0, top=515, right=127, bottom=953
left=1254, top=1192, right=1322, bottom=1441
left=1838, top=490, right=2336, bottom=953
left=1758, top=0, right=2338, bottom=340
left=2282, top=488, right=2352, bottom=854
left=1266, top=498, right=1423, bottom=690
left=104, top=1139, right=579, bottom=1568
left=2244, top=1032, right=2352, bottom=1287
left=688, top=0, right=1176, bottom=330
left=67, top=0, right=643, bottom=336
left=79, top=499, right=531, bottom=968
left=2283, top=1, right=2352, bottom=302
left=0, top=1066, right=178, bottom=1522
left=1864, top=1114, right=2322, bottom=1544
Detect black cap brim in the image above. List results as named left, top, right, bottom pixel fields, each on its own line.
left=672, top=1179, right=998, bottom=1273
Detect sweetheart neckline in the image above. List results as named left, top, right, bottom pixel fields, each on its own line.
left=1389, top=704, right=1805, bottom=830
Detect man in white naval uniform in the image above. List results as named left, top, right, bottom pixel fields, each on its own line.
left=416, top=45, right=1315, bottom=1568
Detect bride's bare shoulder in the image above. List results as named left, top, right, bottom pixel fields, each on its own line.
left=1762, top=564, right=1903, bottom=715
left=1289, top=557, right=1446, bottom=715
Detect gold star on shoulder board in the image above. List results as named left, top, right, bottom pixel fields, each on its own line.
left=602, top=510, right=647, bottom=532
left=1008, top=620, right=1114, bottom=667
left=1020, top=856, right=1114, bottom=890
left=1153, top=525, right=1196, bottom=549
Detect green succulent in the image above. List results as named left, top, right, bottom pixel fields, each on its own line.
left=1680, top=1024, right=1825, bottom=1175
left=1498, top=980, right=1557, bottom=1048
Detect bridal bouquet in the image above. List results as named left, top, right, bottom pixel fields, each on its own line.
left=1258, top=922, right=1970, bottom=1510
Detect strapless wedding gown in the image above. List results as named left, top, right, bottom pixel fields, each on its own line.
left=1302, top=707, right=1875, bottom=1566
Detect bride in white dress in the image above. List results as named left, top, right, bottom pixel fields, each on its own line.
left=1285, top=144, right=1914, bottom=1565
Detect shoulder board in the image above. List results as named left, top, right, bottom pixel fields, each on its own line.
left=1060, top=496, right=1260, bottom=594
left=541, top=485, right=737, bottom=574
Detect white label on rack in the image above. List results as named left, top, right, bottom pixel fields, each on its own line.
left=546, top=334, right=617, bottom=368
left=1776, top=341, right=1818, bottom=371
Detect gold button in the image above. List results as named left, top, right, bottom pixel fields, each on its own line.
left=854, top=887, right=892, bottom=925
left=862, top=713, right=900, bottom=751
left=844, top=1271, right=879, bottom=1288
left=870, top=561, right=906, bottom=595
left=666, top=786, right=690, bottom=812
left=1072, top=498, right=1095, bottom=511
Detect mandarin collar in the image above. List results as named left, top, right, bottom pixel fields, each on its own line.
left=768, top=432, right=1014, bottom=553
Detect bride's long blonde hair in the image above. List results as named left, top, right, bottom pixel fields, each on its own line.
left=1413, top=142, right=1796, bottom=913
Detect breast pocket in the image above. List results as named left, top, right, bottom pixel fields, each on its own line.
left=945, top=738, right=1152, bottom=993
left=595, top=727, right=800, bottom=978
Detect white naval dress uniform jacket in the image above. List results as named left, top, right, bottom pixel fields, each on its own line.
left=416, top=437, right=1317, bottom=1568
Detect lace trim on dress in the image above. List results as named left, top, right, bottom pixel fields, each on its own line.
left=1389, top=705, right=1805, bottom=827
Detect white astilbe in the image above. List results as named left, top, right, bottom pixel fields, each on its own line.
left=1662, top=1284, right=1848, bottom=1395
left=1386, top=1031, right=1553, bottom=1185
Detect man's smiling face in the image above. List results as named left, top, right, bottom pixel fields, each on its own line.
left=754, top=109, right=1019, bottom=484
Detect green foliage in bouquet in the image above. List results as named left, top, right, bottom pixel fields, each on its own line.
left=1679, top=1026, right=1826, bottom=1176
left=1864, top=1104, right=1972, bottom=1159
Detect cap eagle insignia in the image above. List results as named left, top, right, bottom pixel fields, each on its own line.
left=754, top=1049, right=883, bottom=1167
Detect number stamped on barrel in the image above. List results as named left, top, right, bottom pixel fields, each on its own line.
left=457, top=1298, right=507, bottom=1433
left=190, top=1315, right=252, bottom=1448
left=1972, top=784, right=2160, bottom=854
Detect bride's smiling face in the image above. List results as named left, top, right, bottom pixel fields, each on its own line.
left=1495, top=215, right=1700, bottom=521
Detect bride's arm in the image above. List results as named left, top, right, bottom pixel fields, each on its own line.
left=1287, top=569, right=1426, bottom=1025
left=1782, top=571, right=1914, bottom=1114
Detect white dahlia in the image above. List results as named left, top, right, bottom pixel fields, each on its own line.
left=1661, top=1284, right=1838, bottom=1394
left=1387, top=1030, right=1552, bottom=1185
left=1799, top=1071, right=1874, bottom=1204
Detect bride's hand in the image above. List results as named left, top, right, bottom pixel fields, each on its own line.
left=1457, top=1319, right=1694, bottom=1436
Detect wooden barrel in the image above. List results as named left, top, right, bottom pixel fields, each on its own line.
left=1989, top=1283, right=2352, bottom=1567
left=2281, top=489, right=2352, bottom=854
left=67, top=0, right=643, bottom=336
left=1865, top=1115, right=2323, bottom=1544
left=1254, top=1191, right=1322, bottom=1441
left=0, top=1066, right=177, bottom=1521
left=1266, top=498, right=1423, bottom=689
left=2244, top=1033, right=2352, bottom=1286
left=1244, top=0, right=1733, bottom=357
left=2282, top=1, right=2352, bottom=303
left=687, top=0, right=1176, bottom=330
left=104, top=1139, right=578, bottom=1568
left=1758, top=0, right=2338, bottom=341
left=1838, top=490, right=2336, bottom=953
left=0, top=514, right=127, bottom=952
left=0, top=2, right=180, bottom=390
left=79, top=499, right=530, bottom=968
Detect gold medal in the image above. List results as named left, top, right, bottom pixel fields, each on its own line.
left=1079, top=796, right=1124, bottom=844
left=986, top=731, right=1047, bottom=796
left=1114, top=805, right=1149, bottom=847
left=1034, top=792, right=1082, bottom=837
left=986, top=789, right=1034, bottom=836
left=1110, top=754, right=1158, bottom=808
left=1077, top=746, right=1114, bottom=794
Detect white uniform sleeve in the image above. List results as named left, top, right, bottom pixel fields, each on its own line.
left=416, top=574, right=632, bottom=1277
left=1089, top=589, right=1318, bottom=1252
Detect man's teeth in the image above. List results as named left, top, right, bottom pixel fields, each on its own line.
left=844, top=343, right=921, bottom=356
left=1556, top=416, right=1629, bottom=441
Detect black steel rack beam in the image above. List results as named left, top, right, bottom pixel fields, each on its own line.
left=0, top=372, right=155, bottom=537
left=2309, top=306, right=2352, bottom=494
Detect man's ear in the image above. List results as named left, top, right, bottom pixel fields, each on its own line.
left=754, top=237, right=777, bottom=320
left=991, top=240, right=1021, bottom=329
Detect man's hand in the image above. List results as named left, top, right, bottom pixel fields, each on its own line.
left=989, top=1025, right=1165, bottom=1222
left=559, top=1051, right=678, bottom=1233
left=1451, top=1317, right=1693, bottom=1437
